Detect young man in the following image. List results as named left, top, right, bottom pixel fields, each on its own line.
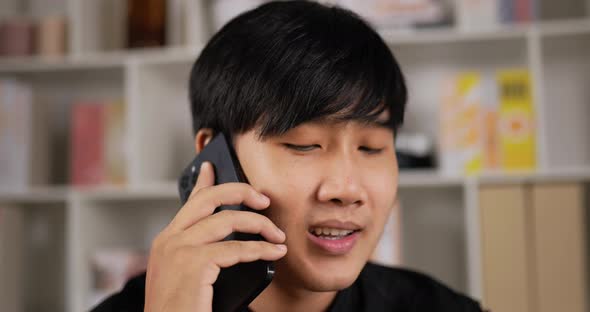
left=93, top=1, right=483, bottom=311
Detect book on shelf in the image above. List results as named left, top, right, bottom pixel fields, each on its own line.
left=513, top=0, right=537, bottom=23
left=88, top=248, right=148, bottom=309
left=105, top=100, right=127, bottom=185
left=439, top=68, right=536, bottom=175
left=70, top=103, right=105, bottom=185
left=499, top=0, right=515, bottom=23
left=0, top=79, right=49, bottom=191
left=70, top=100, right=127, bottom=186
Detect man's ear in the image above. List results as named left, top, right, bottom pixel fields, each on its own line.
left=194, top=128, right=214, bottom=153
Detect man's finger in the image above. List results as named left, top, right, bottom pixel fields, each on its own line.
left=188, top=161, right=215, bottom=201
left=208, top=240, right=287, bottom=268
left=170, top=183, right=270, bottom=231
left=179, top=210, right=285, bottom=246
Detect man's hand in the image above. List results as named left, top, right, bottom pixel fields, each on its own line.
left=144, top=162, right=287, bottom=312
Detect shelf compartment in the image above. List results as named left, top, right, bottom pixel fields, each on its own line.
left=2, top=69, right=126, bottom=187
left=397, top=186, right=468, bottom=294
left=126, top=60, right=195, bottom=186
left=0, top=202, right=66, bottom=312
left=391, top=37, right=529, bottom=169
left=539, top=33, right=590, bottom=169
left=67, top=196, right=178, bottom=312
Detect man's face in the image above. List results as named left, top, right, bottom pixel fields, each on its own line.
left=233, top=115, right=399, bottom=291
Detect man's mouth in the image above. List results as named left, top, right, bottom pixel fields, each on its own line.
left=306, top=220, right=363, bottom=254
left=308, top=227, right=360, bottom=240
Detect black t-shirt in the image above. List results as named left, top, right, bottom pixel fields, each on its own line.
left=91, top=262, right=483, bottom=312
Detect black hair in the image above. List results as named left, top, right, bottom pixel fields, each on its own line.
left=189, top=0, right=407, bottom=139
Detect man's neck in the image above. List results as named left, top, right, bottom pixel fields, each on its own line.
left=248, top=278, right=338, bottom=312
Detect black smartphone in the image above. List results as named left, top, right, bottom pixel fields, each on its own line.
left=178, top=133, right=274, bottom=312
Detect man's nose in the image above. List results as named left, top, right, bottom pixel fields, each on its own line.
left=316, top=157, right=368, bottom=207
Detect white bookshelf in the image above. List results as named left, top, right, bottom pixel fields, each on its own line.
left=1, top=0, right=589, bottom=311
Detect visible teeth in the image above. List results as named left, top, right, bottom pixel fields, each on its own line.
left=337, top=229, right=353, bottom=236
left=310, top=227, right=355, bottom=237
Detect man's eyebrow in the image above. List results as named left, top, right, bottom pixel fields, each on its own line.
left=366, top=109, right=392, bottom=129
left=306, top=115, right=392, bottom=129
left=365, top=120, right=391, bottom=129
left=361, top=118, right=391, bottom=129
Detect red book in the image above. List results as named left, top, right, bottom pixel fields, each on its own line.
left=515, top=0, right=532, bottom=22
left=70, top=103, right=106, bottom=185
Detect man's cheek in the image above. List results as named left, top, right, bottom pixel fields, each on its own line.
left=368, top=177, right=396, bottom=203
left=265, top=188, right=304, bottom=229
left=278, top=166, right=318, bottom=197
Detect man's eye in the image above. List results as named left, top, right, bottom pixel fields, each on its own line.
left=284, top=143, right=319, bottom=152
left=359, top=146, right=384, bottom=154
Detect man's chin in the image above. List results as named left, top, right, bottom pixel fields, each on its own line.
left=303, top=278, right=356, bottom=292
left=290, top=258, right=364, bottom=292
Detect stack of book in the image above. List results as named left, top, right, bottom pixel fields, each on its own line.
left=70, top=100, right=127, bottom=186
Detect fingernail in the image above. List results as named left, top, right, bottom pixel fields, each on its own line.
left=276, top=227, right=285, bottom=238
left=275, top=244, right=287, bottom=251
left=200, top=162, right=207, bottom=171
left=259, top=193, right=270, bottom=204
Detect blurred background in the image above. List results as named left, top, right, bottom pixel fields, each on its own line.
left=0, top=0, right=589, bottom=311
